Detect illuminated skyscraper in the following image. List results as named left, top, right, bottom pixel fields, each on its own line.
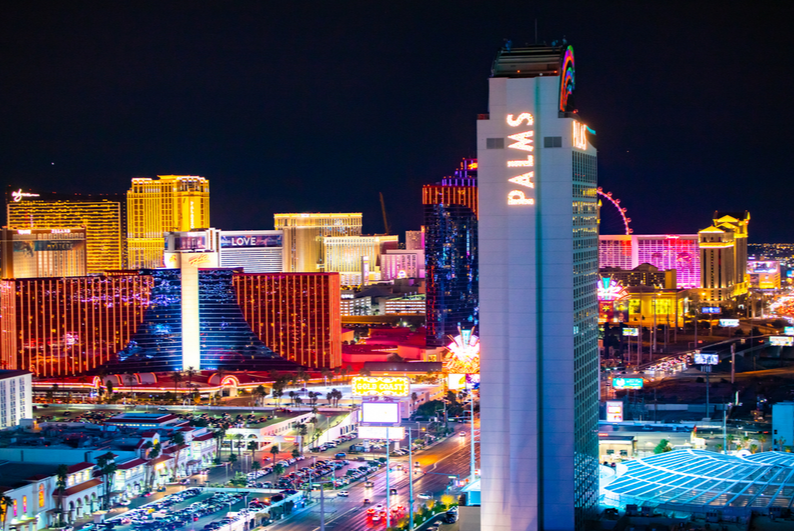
left=477, top=45, right=599, bottom=530
left=127, top=175, right=210, bottom=269
left=698, top=211, right=750, bottom=302
left=423, top=159, right=478, bottom=347
left=1, top=228, right=87, bottom=279
left=599, top=234, right=701, bottom=289
left=322, top=234, right=399, bottom=284
left=6, top=190, right=126, bottom=273
left=274, top=213, right=362, bottom=272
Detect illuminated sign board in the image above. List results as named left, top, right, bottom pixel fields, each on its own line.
left=11, top=189, right=40, bottom=202
left=770, top=336, right=794, bottom=347
left=572, top=121, right=587, bottom=150
left=445, top=331, right=480, bottom=375
left=505, top=113, right=535, bottom=206
left=220, top=234, right=282, bottom=248
left=351, top=376, right=410, bottom=398
left=694, top=353, right=719, bottom=365
left=785, top=326, right=794, bottom=336
left=622, top=328, right=639, bottom=337
left=702, top=307, right=721, bottom=314
left=606, top=400, right=624, bottom=422
left=747, top=261, right=779, bottom=274
left=597, top=277, right=629, bottom=301
left=448, top=374, right=466, bottom=390
left=612, top=377, right=644, bottom=390
left=361, top=402, right=400, bottom=424
left=175, top=235, right=207, bottom=251
left=719, top=319, right=740, bottom=327
left=358, top=426, right=406, bottom=441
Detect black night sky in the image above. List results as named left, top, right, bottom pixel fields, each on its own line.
left=2, top=2, right=792, bottom=242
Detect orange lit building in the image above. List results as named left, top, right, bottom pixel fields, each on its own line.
left=233, top=272, right=341, bottom=368
left=0, top=272, right=153, bottom=375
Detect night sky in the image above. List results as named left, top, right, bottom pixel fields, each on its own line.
left=2, top=2, right=792, bottom=242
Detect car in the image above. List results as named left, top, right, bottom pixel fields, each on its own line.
left=459, top=431, right=466, bottom=437
left=158, top=407, right=169, bottom=411
left=389, top=488, right=397, bottom=495
left=337, top=491, right=349, bottom=497
left=364, top=481, right=374, bottom=488
left=418, top=492, right=433, bottom=500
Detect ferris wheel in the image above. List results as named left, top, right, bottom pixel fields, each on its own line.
left=597, top=187, right=632, bottom=235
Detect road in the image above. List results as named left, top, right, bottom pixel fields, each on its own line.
left=275, top=425, right=477, bottom=531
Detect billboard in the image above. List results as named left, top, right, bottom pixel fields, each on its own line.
left=361, top=402, right=400, bottom=424
left=606, top=400, right=624, bottom=422
left=174, top=234, right=208, bottom=251
left=220, top=234, right=282, bottom=248
left=612, top=377, right=644, bottom=390
left=702, top=307, right=721, bottom=314
left=719, top=319, right=740, bottom=327
left=784, top=326, right=794, bottom=336
left=358, top=426, right=406, bottom=441
left=351, top=376, right=410, bottom=397
left=694, top=353, right=719, bottom=365
left=622, top=327, right=639, bottom=337
left=770, top=336, right=794, bottom=347
left=747, top=261, right=779, bottom=274
left=447, top=374, right=466, bottom=390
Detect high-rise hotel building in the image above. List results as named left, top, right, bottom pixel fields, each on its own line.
left=477, top=45, right=599, bottom=530
left=699, top=211, right=749, bottom=302
left=423, top=159, right=479, bottom=347
left=6, top=189, right=126, bottom=274
left=127, top=175, right=210, bottom=269
left=274, top=213, right=362, bottom=272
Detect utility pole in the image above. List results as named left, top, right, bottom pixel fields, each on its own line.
left=408, top=428, right=414, bottom=531
left=470, top=393, right=476, bottom=480
left=385, top=426, right=391, bottom=529
left=319, top=484, right=325, bottom=531
left=731, top=343, right=736, bottom=384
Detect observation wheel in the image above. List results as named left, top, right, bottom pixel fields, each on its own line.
left=597, top=187, right=632, bottom=235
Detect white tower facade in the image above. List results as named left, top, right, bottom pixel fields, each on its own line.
left=477, top=46, right=600, bottom=531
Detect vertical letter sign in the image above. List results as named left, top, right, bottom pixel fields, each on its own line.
left=506, top=113, right=535, bottom=205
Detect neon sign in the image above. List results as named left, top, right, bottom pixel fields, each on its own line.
left=597, top=277, right=628, bottom=301
left=11, top=189, right=40, bottom=202
left=444, top=330, right=480, bottom=374
left=186, top=253, right=212, bottom=266
left=559, top=46, right=575, bottom=113
left=505, top=113, right=535, bottom=206
left=572, top=121, right=587, bottom=150
left=351, top=376, right=410, bottom=397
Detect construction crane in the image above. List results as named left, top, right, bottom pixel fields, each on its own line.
left=379, top=192, right=391, bottom=235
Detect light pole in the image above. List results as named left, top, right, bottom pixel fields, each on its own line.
left=470, top=392, right=476, bottom=481
left=385, top=426, right=391, bottom=529
left=408, top=428, right=415, bottom=531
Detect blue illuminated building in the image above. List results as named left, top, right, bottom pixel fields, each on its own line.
left=116, top=268, right=297, bottom=372
left=422, top=159, right=479, bottom=347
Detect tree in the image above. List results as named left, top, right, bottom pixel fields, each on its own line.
left=106, top=380, right=114, bottom=401
left=254, top=385, right=269, bottom=406
left=96, top=451, right=118, bottom=510
left=359, top=367, right=371, bottom=377
left=726, top=433, right=735, bottom=451
left=145, top=443, right=162, bottom=490
left=294, top=397, right=303, bottom=407
left=288, top=391, right=296, bottom=406
left=750, top=444, right=759, bottom=454
left=291, top=449, right=301, bottom=472
left=273, top=388, right=284, bottom=408
left=235, top=433, right=245, bottom=459
left=55, top=464, right=69, bottom=525
left=0, top=495, right=12, bottom=531
left=252, top=461, right=261, bottom=473
left=386, top=353, right=404, bottom=363
left=296, top=368, right=310, bottom=388
left=171, top=370, right=183, bottom=397
left=213, top=426, right=227, bottom=462
left=170, top=432, right=186, bottom=478
left=273, top=463, right=285, bottom=483
left=715, top=444, right=723, bottom=453
left=759, top=434, right=767, bottom=452
left=270, top=445, right=280, bottom=463
left=326, top=392, right=333, bottom=406
left=228, top=453, right=238, bottom=471
left=248, top=440, right=258, bottom=465
left=320, top=368, right=332, bottom=385
left=653, top=439, right=672, bottom=454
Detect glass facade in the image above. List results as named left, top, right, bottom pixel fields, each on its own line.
left=234, top=272, right=342, bottom=368
left=572, top=151, right=600, bottom=526
left=274, top=213, right=362, bottom=273
left=2, top=273, right=152, bottom=376
left=118, top=269, right=292, bottom=372
left=6, top=192, right=126, bottom=274
left=423, top=160, right=478, bottom=348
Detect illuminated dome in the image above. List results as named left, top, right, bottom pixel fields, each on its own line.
left=602, top=449, right=794, bottom=513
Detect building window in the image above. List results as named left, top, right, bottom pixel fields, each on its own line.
left=544, top=136, right=562, bottom=148
left=13, top=499, right=17, bottom=517
left=620, top=450, right=628, bottom=457
left=486, top=138, right=504, bottom=149
left=39, top=484, right=44, bottom=507
left=22, top=496, right=26, bottom=514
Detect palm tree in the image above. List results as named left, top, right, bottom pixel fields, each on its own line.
left=248, top=440, right=258, bottom=463
left=759, top=434, right=767, bottom=452
left=0, top=495, right=13, bottom=531
left=252, top=462, right=261, bottom=473
left=288, top=391, right=296, bottom=406
left=254, top=385, right=269, bottom=406
left=291, top=449, right=301, bottom=473
left=96, top=452, right=118, bottom=509
left=273, top=388, right=284, bottom=408
left=270, top=445, right=279, bottom=463
left=55, top=464, right=69, bottom=525
left=145, top=443, right=161, bottom=491
left=234, top=434, right=245, bottom=459
left=185, top=366, right=197, bottom=387
left=171, top=371, right=183, bottom=398
left=170, top=432, right=186, bottom=479
left=321, top=368, right=332, bottom=386
left=228, top=453, right=238, bottom=472
left=273, top=463, right=285, bottom=484
left=326, top=392, right=333, bottom=406
left=213, top=427, right=227, bottom=463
